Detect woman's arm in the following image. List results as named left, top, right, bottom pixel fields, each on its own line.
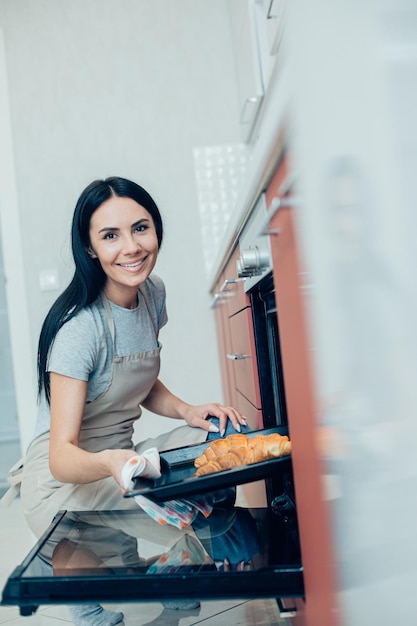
left=49, top=372, right=136, bottom=487
left=141, top=378, right=246, bottom=436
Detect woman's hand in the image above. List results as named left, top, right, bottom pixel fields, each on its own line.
left=142, top=379, right=247, bottom=437
left=100, top=448, right=140, bottom=491
left=182, top=402, right=247, bottom=437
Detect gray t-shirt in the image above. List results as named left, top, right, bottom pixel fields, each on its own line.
left=32, top=274, right=168, bottom=441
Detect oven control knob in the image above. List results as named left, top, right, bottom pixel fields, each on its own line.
left=237, top=247, right=270, bottom=278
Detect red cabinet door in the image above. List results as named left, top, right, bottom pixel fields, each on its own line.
left=228, top=306, right=262, bottom=412
left=213, top=247, right=262, bottom=413
left=266, top=154, right=339, bottom=626
left=212, top=271, right=236, bottom=408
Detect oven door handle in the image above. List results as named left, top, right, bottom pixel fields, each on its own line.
left=226, top=353, right=251, bottom=360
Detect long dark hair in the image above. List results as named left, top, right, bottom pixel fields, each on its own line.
left=37, top=176, right=163, bottom=403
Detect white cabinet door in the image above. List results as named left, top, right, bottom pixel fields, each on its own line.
left=228, top=0, right=264, bottom=142
left=262, top=0, right=287, bottom=55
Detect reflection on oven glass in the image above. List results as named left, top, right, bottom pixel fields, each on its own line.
left=21, top=500, right=300, bottom=580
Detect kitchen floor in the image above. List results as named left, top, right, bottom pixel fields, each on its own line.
left=0, top=498, right=290, bottom=626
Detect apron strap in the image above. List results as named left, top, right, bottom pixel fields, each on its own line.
left=101, top=293, right=116, bottom=345
left=138, top=286, right=159, bottom=339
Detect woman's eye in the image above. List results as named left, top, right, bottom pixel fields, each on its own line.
left=135, top=224, right=148, bottom=233
left=103, top=232, right=117, bottom=240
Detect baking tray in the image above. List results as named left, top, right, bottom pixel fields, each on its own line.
left=124, top=426, right=292, bottom=501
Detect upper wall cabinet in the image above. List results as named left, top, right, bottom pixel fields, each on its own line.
left=228, top=0, right=264, bottom=143
left=228, top=0, right=287, bottom=143
left=262, top=0, right=287, bottom=55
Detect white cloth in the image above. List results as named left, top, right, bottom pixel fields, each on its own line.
left=120, top=448, right=162, bottom=489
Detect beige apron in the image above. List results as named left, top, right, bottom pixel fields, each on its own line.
left=20, top=291, right=207, bottom=540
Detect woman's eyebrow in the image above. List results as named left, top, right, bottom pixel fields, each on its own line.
left=98, top=226, right=119, bottom=233
left=132, top=218, right=150, bottom=228
left=98, top=218, right=150, bottom=234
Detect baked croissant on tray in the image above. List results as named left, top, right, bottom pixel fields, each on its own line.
left=194, top=432, right=291, bottom=476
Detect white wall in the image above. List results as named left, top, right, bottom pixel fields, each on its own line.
left=0, top=0, right=241, bottom=450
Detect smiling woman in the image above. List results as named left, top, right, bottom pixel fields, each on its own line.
left=17, top=175, right=247, bottom=626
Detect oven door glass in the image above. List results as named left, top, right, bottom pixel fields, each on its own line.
left=2, top=499, right=303, bottom=616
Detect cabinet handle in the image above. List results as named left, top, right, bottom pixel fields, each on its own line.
left=266, top=0, right=278, bottom=20
left=258, top=196, right=299, bottom=236
left=220, top=278, right=246, bottom=292
left=276, top=598, right=297, bottom=617
left=240, top=96, right=261, bottom=125
left=226, top=353, right=251, bottom=360
left=210, top=293, right=224, bottom=309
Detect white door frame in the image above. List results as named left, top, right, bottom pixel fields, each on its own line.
left=0, top=29, right=37, bottom=454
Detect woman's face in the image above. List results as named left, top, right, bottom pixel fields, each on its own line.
left=89, top=196, right=159, bottom=307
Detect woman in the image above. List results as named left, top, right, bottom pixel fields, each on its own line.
left=20, top=176, right=247, bottom=626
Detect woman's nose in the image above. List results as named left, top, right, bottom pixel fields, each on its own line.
left=122, top=235, right=141, bottom=255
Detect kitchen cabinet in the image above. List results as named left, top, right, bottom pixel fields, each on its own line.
left=228, top=306, right=261, bottom=415
left=212, top=249, right=242, bottom=410
left=264, top=150, right=339, bottom=626
left=212, top=270, right=236, bottom=408
left=212, top=247, right=266, bottom=508
left=228, top=0, right=264, bottom=142
left=262, top=0, right=287, bottom=55
left=213, top=246, right=262, bottom=418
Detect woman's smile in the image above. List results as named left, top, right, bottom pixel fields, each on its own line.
left=117, top=258, right=146, bottom=270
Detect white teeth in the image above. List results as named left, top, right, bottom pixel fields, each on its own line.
left=120, top=260, right=143, bottom=268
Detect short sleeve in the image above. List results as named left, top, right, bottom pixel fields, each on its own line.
left=47, top=309, right=101, bottom=381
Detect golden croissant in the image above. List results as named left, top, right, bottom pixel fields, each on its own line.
left=194, top=432, right=291, bottom=476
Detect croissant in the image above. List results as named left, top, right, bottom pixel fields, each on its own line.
left=194, top=432, right=291, bottom=476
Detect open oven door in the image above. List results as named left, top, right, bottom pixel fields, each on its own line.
left=1, top=429, right=304, bottom=616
